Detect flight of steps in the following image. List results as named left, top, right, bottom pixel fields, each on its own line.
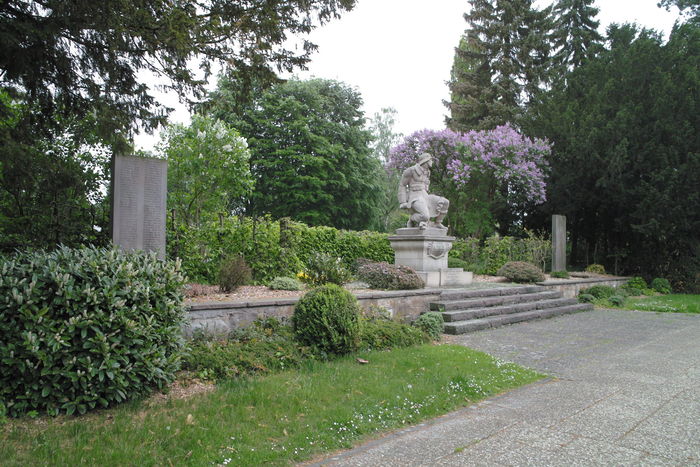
left=430, top=285, right=593, bottom=335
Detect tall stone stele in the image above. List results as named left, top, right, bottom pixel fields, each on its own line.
left=389, top=153, right=472, bottom=287
left=112, top=155, right=167, bottom=259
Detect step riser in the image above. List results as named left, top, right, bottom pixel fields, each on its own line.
left=431, top=291, right=562, bottom=311
left=442, top=298, right=578, bottom=322
left=443, top=304, right=593, bottom=335
left=439, top=285, right=544, bottom=301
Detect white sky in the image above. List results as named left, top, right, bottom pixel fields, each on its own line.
left=134, top=0, right=682, bottom=150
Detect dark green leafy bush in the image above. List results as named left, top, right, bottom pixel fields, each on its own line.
left=0, top=246, right=186, bottom=417
left=586, top=264, right=606, bottom=274
left=624, top=277, right=648, bottom=293
left=218, top=255, right=252, bottom=292
left=578, top=293, right=595, bottom=303
left=304, top=252, right=353, bottom=286
left=580, top=285, right=617, bottom=299
left=182, top=319, right=314, bottom=380
left=550, top=270, right=570, bottom=279
left=359, top=316, right=428, bottom=351
left=496, top=261, right=545, bottom=283
left=268, top=276, right=304, bottom=291
left=609, top=295, right=626, bottom=307
left=292, top=284, right=360, bottom=355
left=651, top=278, right=672, bottom=294
left=447, top=257, right=471, bottom=270
left=357, top=261, right=424, bottom=290
left=413, top=312, right=444, bottom=340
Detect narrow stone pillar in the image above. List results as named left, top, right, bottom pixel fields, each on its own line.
left=552, top=215, right=567, bottom=272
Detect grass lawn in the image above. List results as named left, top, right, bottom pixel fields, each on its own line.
left=1, top=344, right=542, bottom=466
left=623, top=294, right=700, bottom=314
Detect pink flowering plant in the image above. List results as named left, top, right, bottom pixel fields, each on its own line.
left=388, top=124, right=550, bottom=236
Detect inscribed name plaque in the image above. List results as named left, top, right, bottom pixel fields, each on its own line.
left=112, top=155, right=167, bottom=259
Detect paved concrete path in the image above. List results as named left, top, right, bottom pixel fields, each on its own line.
left=312, top=309, right=700, bottom=466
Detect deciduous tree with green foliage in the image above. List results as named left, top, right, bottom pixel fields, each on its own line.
left=206, top=77, right=384, bottom=231
left=159, top=115, right=253, bottom=227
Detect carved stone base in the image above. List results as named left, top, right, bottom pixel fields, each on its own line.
left=388, top=228, right=472, bottom=287
left=416, top=269, right=474, bottom=288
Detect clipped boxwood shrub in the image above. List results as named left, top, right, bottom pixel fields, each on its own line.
left=413, top=312, right=444, bottom=340
left=0, top=246, right=186, bottom=417
left=292, top=284, right=360, bottom=355
left=357, top=261, right=424, bottom=290
left=651, top=278, right=672, bottom=294
left=550, top=270, right=570, bottom=279
left=496, top=261, right=545, bottom=283
left=585, top=264, right=606, bottom=274
left=268, top=276, right=304, bottom=291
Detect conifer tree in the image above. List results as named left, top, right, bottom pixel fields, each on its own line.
left=446, top=0, right=551, bottom=131
left=550, top=0, right=604, bottom=72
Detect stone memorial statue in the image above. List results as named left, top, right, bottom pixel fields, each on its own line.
left=398, top=153, right=449, bottom=230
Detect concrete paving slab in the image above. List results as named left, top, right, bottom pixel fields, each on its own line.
left=309, top=309, right=700, bottom=466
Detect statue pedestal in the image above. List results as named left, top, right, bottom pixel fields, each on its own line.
left=388, top=228, right=473, bottom=288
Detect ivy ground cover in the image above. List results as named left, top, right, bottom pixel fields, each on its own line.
left=1, top=345, right=542, bottom=466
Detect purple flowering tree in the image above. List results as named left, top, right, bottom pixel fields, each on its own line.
left=388, top=124, right=550, bottom=237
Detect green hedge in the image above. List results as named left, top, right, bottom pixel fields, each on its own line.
left=0, top=246, right=186, bottom=417
left=169, top=216, right=394, bottom=284
left=449, top=231, right=551, bottom=275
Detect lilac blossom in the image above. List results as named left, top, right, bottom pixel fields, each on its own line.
left=387, top=124, right=550, bottom=205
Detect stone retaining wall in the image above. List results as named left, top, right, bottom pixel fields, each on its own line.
left=186, top=289, right=443, bottom=335
left=537, top=277, right=629, bottom=298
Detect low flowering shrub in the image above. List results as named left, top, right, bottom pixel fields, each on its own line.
left=357, top=260, right=424, bottom=290
left=268, top=276, right=304, bottom=291
left=292, top=284, right=361, bottom=355
left=0, top=246, right=186, bottom=417
left=304, top=252, right=353, bottom=286
left=496, top=261, right=545, bottom=283
left=413, top=312, right=444, bottom=340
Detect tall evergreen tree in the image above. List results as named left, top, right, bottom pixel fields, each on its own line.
left=446, top=0, right=551, bottom=131
left=550, top=0, right=604, bottom=72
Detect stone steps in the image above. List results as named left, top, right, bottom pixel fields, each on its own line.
left=430, top=290, right=562, bottom=312
left=429, top=286, right=593, bottom=335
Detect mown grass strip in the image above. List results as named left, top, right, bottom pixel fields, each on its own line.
left=1, top=344, right=543, bottom=466
left=624, top=294, right=700, bottom=314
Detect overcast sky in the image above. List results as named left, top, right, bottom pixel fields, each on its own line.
left=135, top=0, right=682, bottom=151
